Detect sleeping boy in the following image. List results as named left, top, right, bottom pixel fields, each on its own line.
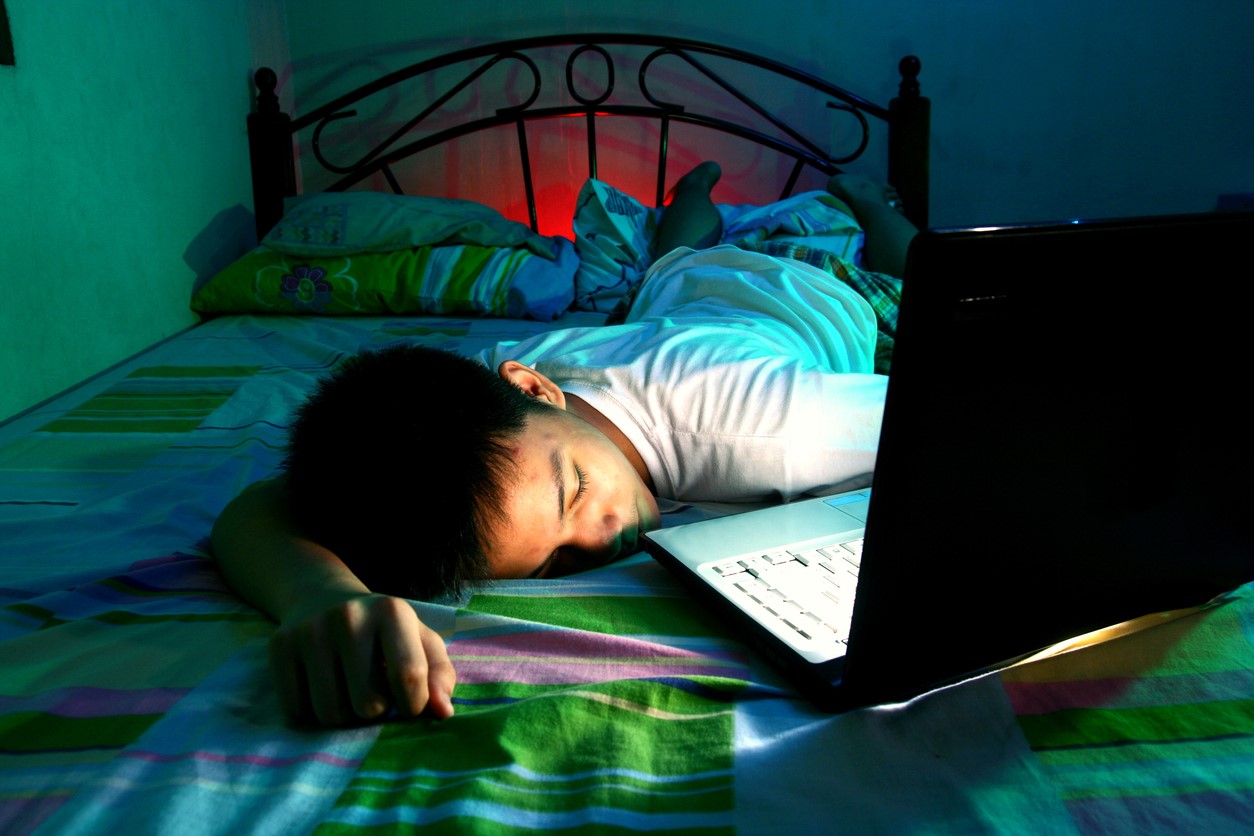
left=210, top=165, right=918, bottom=726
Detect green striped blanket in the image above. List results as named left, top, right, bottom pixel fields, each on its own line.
left=1, top=314, right=1250, bottom=833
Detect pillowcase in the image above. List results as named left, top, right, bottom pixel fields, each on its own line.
left=193, top=191, right=578, bottom=320
left=192, top=238, right=577, bottom=321
left=265, top=191, right=560, bottom=258
left=571, top=179, right=866, bottom=313
left=571, top=179, right=660, bottom=313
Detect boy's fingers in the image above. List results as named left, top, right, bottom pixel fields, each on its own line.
left=421, top=628, right=457, bottom=719
left=375, top=597, right=433, bottom=717
left=268, top=594, right=456, bottom=726
left=268, top=631, right=308, bottom=721
left=301, top=630, right=353, bottom=727
left=336, top=598, right=391, bottom=720
left=272, top=604, right=358, bottom=726
left=372, top=597, right=458, bottom=720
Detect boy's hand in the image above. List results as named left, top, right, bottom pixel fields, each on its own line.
left=267, top=592, right=456, bottom=727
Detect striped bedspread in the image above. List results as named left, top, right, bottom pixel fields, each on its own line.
left=1, top=314, right=1250, bottom=833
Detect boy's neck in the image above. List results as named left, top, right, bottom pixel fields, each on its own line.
left=564, top=392, right=656, bottom=493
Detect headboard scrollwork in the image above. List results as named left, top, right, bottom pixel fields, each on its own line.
left=247, top=34, right=929, bottom=240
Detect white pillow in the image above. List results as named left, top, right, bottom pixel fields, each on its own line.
left=264, top=191, right=560, bottom=259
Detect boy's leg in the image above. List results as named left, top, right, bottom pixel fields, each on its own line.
left=827, top=174, right=919, bottom=279
left=652, top=161, right=724, bottom=256
left=605, top=161, right=724, bottom=325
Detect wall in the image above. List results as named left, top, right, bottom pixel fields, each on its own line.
left=2, top=1, right=1248, bottom=420
left=0, top=1, right=261, bottom=422
left=278, top=0, right=1254, bottom=226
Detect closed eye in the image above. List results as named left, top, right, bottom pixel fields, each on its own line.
left=573, top=464, right=589, bottom=504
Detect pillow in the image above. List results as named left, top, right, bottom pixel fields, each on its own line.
left=265, top=191, right=560, bottom=259
left=721, top=191, right=864, bottom=258
left=192, top=238, right=577, bottom=321
left=571, top=179, right=865, bottom=312
left=571, top=180, right=660, bottom=313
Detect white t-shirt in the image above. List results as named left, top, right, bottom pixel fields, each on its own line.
left=477, top=245, right=888, bottom=502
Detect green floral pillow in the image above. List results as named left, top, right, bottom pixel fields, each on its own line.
left=265, top=191, right=559, bottom=258
left=192, top=240, right=577, bottom=321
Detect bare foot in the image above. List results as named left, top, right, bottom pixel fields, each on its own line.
left=825, top=174, right=918, bottom=279
left=672, top=160, right=722, bottom=195
left=826, top=174, right=900, bottom=213
left=655, top=161, right=724, bottom=255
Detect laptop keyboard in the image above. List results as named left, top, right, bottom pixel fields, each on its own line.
left=708, top=538, right=862, bottom=650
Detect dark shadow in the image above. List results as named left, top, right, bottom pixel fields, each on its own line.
left=1, top=0, right=14, bottom=65
left=184, top=204, right=256, bottom=298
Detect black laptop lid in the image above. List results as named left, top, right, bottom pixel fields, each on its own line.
left=840, top=210, right=1254, bottom=709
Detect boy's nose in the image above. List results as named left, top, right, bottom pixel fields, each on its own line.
left=572, top=516, right=625, bottom=565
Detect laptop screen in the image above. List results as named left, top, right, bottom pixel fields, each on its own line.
left=841, top=210, right=1254, bottom=708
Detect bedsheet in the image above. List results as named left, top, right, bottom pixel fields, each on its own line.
left=2, top=314, right=1251, bottom=833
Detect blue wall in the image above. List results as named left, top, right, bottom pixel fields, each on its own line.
left=2, top=1, right=1250, bottom=420
left=279, top=0, right=1254, bottom=225
left=0, top=1, right=260, bottom=422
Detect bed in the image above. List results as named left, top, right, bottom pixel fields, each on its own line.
left=2, top=34, right=1251, bottom=834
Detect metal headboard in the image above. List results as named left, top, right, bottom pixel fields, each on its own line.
left=247, top=34, right=929, bottom=240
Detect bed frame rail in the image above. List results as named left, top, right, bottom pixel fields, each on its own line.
left=248, top=34, right=929, bottom=240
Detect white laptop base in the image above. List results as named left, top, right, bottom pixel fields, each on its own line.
left=645, top=489, right=870, bottom=665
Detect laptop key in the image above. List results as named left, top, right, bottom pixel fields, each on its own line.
left=762, top=551, right=794, bottom=565
left=711, top=539, right=860, bottom=650
left=839, top=539, right=863, bottom=567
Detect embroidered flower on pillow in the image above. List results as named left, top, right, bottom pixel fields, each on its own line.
left=280, top=264, right=333, bottom=312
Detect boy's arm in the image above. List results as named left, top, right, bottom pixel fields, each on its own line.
left=211, top=477, right=456, bottom=726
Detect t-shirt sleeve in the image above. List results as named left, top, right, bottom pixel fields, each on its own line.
left=566, top=358, right=886, bottom=503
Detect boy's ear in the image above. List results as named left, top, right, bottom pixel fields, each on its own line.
left=497, top=361, right=567, bottom=409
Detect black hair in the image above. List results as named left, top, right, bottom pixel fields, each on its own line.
left=282, top=344, right=549, bottom=600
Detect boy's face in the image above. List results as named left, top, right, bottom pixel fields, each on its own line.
left=486, top=407, right=661, bottom=580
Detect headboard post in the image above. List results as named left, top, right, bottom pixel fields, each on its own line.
left=888, top=56, right=930, bottom=230
left=247, top=67, right=296, bottom=242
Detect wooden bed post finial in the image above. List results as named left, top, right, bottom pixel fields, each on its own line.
left=254, top=66, right=280, bottom=114
left=247, top=67, right=296, bottom=242
left=897, top=55, right=921, bottom=99
left=889, top=55, right=930, bottom=230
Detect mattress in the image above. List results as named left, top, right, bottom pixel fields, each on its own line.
left=1, top=313, right=1251, bottom=833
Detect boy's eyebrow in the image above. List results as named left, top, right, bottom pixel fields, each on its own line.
left=550, top=449, right=565, bottom=522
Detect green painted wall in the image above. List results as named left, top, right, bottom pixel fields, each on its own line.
left=0, top=1, right=259, bottom=422
left=3, top=1, right=1250, bottom=420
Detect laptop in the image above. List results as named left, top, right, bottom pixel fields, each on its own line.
left=642, top=209, right=1254, bottom=711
